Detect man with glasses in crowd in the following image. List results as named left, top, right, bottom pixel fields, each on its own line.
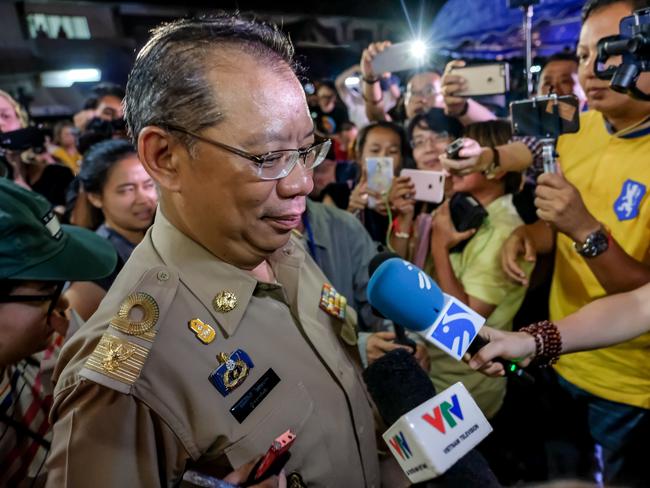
left=360, top=41, right=445, bottom=124
left=46, top=14, right=387, bottom=488
left=0, top=179, right=117, bottom=486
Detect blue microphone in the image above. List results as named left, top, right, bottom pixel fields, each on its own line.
left=367, top=255, right=445, bottom=332
left=367, top=256, right=534, bottom=384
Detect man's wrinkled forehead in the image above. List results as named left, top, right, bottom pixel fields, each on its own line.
left=205, top=52, right=311, bottom=142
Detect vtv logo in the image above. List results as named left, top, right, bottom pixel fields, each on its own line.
left=422, top=394, right=464, bottom=434
left=388, top=431, right=413, bottom=460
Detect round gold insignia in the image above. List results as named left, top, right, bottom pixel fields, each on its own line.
left=111, top=292, right=160, bottom=336
left=213, top=290, right=237, bottom=313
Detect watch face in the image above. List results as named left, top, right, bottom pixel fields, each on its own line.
left=578, top=230, right=609, bottom=257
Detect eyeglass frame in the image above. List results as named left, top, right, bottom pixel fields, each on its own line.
left=409, top=131, right=451, bottom=149
left=163, top=124, right=332, bottom=180
left=0, top=282, right=64, bottom=318
left=406, top=85, right=441, bottom=99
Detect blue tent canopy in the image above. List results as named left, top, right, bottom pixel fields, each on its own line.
left=427, top=0, right=584, bottom=59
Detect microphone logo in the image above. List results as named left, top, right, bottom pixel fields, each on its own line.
left=426, top=300, right=483, bottom=360
left=421, top=393, right=464, bottom=434
left=401, top=260, right=432, bottom=290
left=388, top=431, right=413, bottom=460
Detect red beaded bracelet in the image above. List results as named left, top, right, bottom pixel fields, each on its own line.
left=519, top=320, right=563, bottom=367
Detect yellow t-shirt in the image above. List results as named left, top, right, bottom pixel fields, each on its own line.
left=553, top=110, right=650, bottom=409
left=52, top=146, right=81, bottom=174
left=427, top=194, right=532, bottom=419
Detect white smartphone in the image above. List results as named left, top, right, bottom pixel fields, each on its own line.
left=400, top=169, right=445, bottom=204
left=366, top=157, right=394, bottom=209
left=371, top=42, right=428, bottom=74
left=449, top=63, right=509, bottom=97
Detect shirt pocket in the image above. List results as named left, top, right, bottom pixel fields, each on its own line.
left=223, top=381, right=333, bottom=476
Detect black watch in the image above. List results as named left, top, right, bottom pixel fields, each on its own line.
left=574, top=227, right=609, bottom=258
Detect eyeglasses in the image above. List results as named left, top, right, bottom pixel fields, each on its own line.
left=406, top=85, right=440, bottom=99
left=165, top=125, right=332, bottom=181
left=410, top=131, right=451, bottom=149
left=0, top=282, right=64, bottom=318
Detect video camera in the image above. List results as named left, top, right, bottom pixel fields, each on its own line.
left=77, top=116, right=127, bottom=154
left=0, top=126, right=49, bottom=179
left=595, top=7, right=650, bottom=100
left=0, top=126, right=47, bottom=153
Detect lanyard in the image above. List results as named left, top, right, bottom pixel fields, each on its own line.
left=301, top=212, right=319, bottom=266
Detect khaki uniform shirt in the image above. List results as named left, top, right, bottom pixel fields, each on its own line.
left=46, top=210, right=381, bottom=487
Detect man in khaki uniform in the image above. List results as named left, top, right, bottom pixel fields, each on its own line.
left=46, top=14, right=381, bottom=488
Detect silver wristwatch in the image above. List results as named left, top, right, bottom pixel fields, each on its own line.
left=574, top=227, right=609, bottom=258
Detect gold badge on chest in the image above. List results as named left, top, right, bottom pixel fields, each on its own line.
left=188, top=318, right=216, bottom=344
left=213, top=290, right=237, bottom=313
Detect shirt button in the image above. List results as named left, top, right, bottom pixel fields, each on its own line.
left=358, top=425, right=365, bottom=435
left=157, top=270, right=170, bottom=281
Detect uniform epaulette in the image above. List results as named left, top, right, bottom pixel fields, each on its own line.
left=80, top=266, right=179, bottom=394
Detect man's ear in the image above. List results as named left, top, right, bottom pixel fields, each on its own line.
left=138, top=126, right=184, bottom=192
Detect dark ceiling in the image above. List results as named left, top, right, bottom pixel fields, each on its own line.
left=61, top=0, right=447, bottom=20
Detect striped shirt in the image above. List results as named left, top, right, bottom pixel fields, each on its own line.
left=0, top=335, right=62, bottom=486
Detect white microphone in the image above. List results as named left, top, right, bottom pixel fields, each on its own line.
left=383, top=381, right=493, bottom=483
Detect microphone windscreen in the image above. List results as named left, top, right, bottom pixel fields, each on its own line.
left=367, top=258, right=444, bottom=332
left=430, top=450, right=502, bottom=488
left=362, top=349, right=436, bottom=426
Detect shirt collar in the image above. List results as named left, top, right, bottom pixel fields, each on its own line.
left=149, top=208, right=305, bottom=337
left=603, top=113, right=650, bottom=139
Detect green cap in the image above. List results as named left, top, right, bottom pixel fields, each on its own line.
left=0, top=178, right=117, bottom=281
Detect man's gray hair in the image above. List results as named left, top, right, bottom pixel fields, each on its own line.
left=124, top=13, right=298, bottom=150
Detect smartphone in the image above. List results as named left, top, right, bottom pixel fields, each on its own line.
left=400, top=169, right=445, bottom=204
left=449, top=63, right=509, bottom=97
left=371, top=42, right=428, bottom=74
left=366, top=157, right=394, bottom=209
left=446, top=138, right=464, bottom=160
left=510, top=94, right=580, bottom=138
left=243, top=430, right=296, bottom=487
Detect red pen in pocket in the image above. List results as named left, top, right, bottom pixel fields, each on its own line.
left=243, top=429, right=296, bottom=487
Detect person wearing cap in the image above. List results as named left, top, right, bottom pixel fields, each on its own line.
left=0, top=178, right=117, bottom=486
left=45, top=14, right=389, bottom=488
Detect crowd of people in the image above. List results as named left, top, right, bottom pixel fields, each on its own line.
left=1, top=0, right=649, bottom=487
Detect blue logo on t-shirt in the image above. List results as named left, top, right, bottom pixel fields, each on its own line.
left=614, top=179, right=646, bottom=221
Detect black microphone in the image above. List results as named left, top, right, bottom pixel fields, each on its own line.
left=363, top=349, right=502, bottom=487
left=368, top=252, right=417, bottom=352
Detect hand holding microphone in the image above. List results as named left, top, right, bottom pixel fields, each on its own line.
left=367, top=253, right=534, bottom=384
left=466, top=326, right=537, bottom=377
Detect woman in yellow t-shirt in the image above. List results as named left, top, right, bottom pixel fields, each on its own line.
left=51, top=120, right=81, bottom=174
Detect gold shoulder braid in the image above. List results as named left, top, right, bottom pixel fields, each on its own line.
left=85, top=334, right=149, bottom=385
left=110, top=292, right=160, bottom=341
